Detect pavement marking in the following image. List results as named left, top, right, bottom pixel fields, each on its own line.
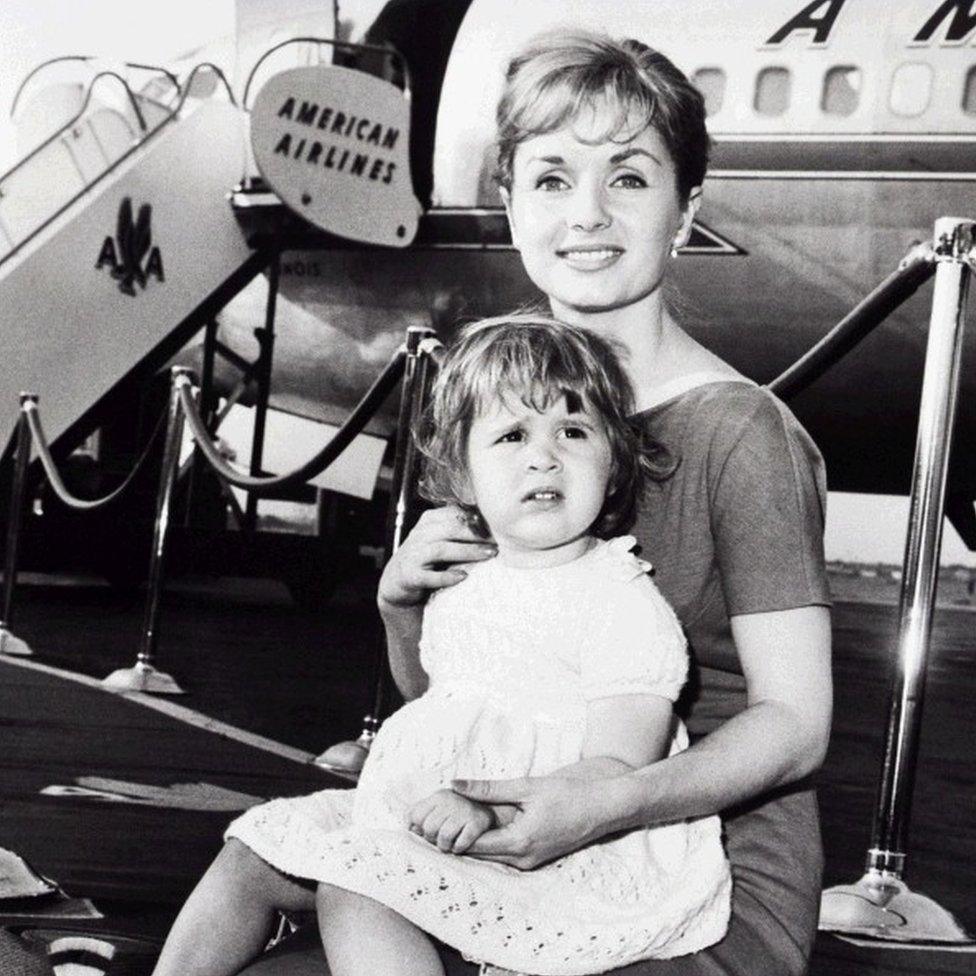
left=0, top=654, right=318, bottom=767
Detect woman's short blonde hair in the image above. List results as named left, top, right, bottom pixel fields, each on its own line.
left=416, top=315, right=670, bottom=538
left=495, top=29, right=709, bottom=203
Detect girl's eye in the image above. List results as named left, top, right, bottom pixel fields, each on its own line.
left=561, top=426, right=588, bottom=440
left=536, top=174, right=569, bottom=192
left=497, top=429, right=523, bottom=444
left=612, top=172, right=647, bottom=189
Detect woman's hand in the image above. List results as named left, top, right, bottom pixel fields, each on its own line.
left=451, top=776, right=625, bottom=870
left=408, top=789, right=496, bottom=854
left=377, top=506, right=496, bottom=612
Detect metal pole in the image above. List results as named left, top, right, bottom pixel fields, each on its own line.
left=102, top=367, right=190, bottom=694
left=0, top=394, right=37, bottom=657
left=869, top=217, right=973, bottom=874
left=819, top=217, right=975, bottom=943
left=315, top=326, right=439, bottom=776
left=246, top=250, right=280, bottom=529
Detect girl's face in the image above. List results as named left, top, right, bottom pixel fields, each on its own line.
left=463, top=392, right=613, bottom=567
left=502, top=105, right=700, bottom=321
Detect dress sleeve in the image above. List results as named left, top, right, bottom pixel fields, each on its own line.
left=710, top=393, right=830, bottom=616
left=580, top=575, right=688, bottom=703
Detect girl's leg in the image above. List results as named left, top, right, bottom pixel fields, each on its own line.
left=317, top=884, right=444, bottom=976
left=152, top=839, right=316, bottom=976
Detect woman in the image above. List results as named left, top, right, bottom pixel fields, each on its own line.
left=379, top=29, right=832, bottom=976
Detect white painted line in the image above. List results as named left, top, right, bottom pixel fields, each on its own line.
left=0, top=655, right=319, bottom=767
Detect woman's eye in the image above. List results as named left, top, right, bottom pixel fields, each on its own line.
left=536, top=174, right=568, bottom=191
left=612, top=173, right=647, bottom=189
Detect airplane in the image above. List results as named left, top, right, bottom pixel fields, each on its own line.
left=2, top=0, right=975, bottom=558
left=205, top=0, right=976, bottom=554
left=1, top=3, right=975, bottom=975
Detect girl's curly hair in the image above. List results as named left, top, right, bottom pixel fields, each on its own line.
left=415, top=315, right=672, bottom=538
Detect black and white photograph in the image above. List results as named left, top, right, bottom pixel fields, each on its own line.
left=1, top=2, right=974, bottom=975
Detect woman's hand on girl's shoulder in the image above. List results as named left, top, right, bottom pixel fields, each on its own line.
left=377, top=506, right=496, bottom=612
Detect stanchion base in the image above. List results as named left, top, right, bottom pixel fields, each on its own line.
left=0, top=628, right=33, bottom=656
left=102, top=662, right=185, bottom=695
left=820, top=872, right=974, bottom=945
left=314, top=738, right=371, bottom=780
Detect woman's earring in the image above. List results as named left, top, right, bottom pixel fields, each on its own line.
left=670, top=243, right=679, bottom=259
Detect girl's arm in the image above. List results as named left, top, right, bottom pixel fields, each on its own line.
left=455, top=604, right=831, bottom=868
left=548, top=693, right=674, bottom=781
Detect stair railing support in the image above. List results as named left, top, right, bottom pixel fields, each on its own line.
left=0, top=394, right=37, bottom=657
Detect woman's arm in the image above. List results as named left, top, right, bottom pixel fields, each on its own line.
left=455, top=604, right=831, bottom=868
left=377, top=506, right=496, bottom=700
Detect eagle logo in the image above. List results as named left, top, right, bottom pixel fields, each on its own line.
left=95, top=197, right=165, bottom=296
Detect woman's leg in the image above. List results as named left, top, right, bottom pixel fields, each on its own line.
left=152, top=839, right=316, bottom=976
left=317, top=884, right=444, bottom=976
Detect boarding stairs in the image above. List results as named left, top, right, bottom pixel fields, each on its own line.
left=0, top=63, right=264, bottom=459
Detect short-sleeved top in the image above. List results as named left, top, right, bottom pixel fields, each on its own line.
left=632, top=381, right=830, bottom=737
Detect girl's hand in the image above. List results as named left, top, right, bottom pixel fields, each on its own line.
left=451, top=776, right=617, bottom=870
left=408, top=789, right=495, bottom=854
left=377, top=506, right=496, bottom=611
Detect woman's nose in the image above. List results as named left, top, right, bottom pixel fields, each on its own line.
left=568, top=185, right=611, bottom=232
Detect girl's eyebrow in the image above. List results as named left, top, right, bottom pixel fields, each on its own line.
left=609, top=147, right=661, bottom=167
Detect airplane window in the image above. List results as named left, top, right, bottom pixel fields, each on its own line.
left=693, top=68, right=725, bottom=116
left=964, top=67, right=976, bottom=114
left=822, top=66, right=860, bottom=116
left=755, top=67, right=791, bottom=116
left=889, top=63, right=932, bottom=117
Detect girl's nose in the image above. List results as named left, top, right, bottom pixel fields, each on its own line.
left=527, top=441, right=561, bottom=471
left=569, top=184, right=611, bottom=232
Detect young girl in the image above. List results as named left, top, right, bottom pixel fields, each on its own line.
left=152, top=316, right=730, bottom=976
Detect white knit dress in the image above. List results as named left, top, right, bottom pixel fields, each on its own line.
left=226, top=537, right=731, bottom=975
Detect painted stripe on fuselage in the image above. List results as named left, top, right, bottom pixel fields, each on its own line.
left=711, top=134, right=976, bottom=177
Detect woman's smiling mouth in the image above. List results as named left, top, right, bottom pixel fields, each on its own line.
left=556, top=246, right=624, bottom=271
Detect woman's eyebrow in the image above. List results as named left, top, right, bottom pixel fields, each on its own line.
left=609, top=147, right=661, bottom=166
left=527, top=154, right=565, bottom=166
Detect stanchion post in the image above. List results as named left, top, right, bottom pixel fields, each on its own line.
left=820, top=217, right=975, bottom=943
left=103, top=367, right=190, bottom=694
left=0, top=394, right=37, bottom=657
left=315, top=326, right=439, bottom=776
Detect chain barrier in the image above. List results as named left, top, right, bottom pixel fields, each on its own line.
left=179, top=345, right=406, bottom=493
left=24, top=400, right=167, bottom=511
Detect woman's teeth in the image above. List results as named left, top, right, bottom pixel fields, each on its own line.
left=563, top=249, right=616, bottom=262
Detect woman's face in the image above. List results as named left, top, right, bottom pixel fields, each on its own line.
left=502, top=107, right=700, bottom=320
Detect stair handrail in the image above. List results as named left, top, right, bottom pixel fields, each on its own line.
left=768, top=240, right=938, bottom=400
left=0, top=62, right=236, bottom=271
left=10, top=55, right=180, bottom=118
left=241, top=36, right=413, bottom=110
left=178, top=344, right=407, bottom=493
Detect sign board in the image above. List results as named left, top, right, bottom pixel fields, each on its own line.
left=251, top=65, right=420, bottom=247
